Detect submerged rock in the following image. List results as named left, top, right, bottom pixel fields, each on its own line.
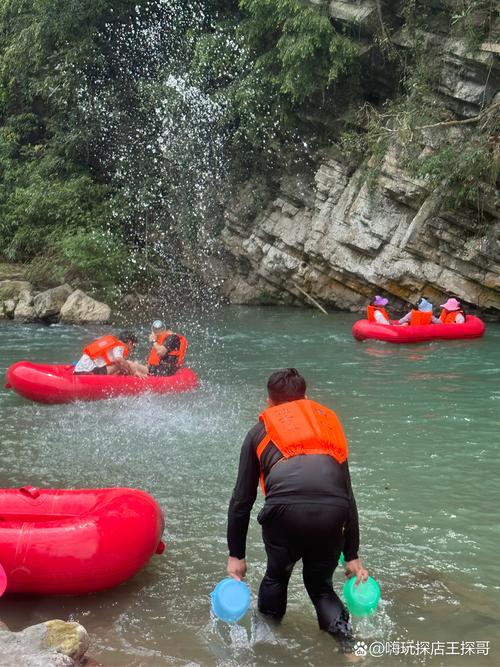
left=0, top=619, right=90, bottom=667
left=33, top=284, right=73, bottom=322
left=60, top=290, right=111, bottom=324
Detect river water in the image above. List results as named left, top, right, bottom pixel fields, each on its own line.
left=0, top=307, right=499, bottom=666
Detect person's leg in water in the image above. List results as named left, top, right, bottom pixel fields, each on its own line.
left=258, top=507, right=300, bottom=620
left=258, top=503, right=353, bottom=646
left=301, top=507, right=354, bottom=647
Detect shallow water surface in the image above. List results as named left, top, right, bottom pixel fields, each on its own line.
left=0, top=308, right=499, bottom=666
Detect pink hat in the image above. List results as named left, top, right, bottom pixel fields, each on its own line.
left=373, top=295, right=388, bottom=307
left=440, top=297, right=461, bottom=311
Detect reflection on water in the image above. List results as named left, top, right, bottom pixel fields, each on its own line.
left=0, top=309, right=499, bottom=666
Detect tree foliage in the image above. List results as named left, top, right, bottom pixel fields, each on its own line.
left=1, top=0, right=494, bottom=295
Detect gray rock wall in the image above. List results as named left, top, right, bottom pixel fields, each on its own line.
left=220, top=149, right=499, bottom=315
left=216, top=3, right=500, bottom=317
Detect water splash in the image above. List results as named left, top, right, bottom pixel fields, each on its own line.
left=74, top=1, right=232, bottom=307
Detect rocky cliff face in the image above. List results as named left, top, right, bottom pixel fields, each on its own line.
left=216, top=2, right=500, bottom=317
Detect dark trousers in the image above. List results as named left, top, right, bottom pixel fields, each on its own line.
left=257, top=503, right=352, bottom=640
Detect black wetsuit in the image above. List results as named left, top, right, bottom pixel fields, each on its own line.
left=148, top=334, right=180, bottom=376
left=227, top=419, right=360, bottom=640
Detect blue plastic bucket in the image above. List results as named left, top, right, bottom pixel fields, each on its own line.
left=210, top=578, right=251, bottom=623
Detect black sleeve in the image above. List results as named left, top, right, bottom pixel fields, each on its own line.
left=342, top=460, right=360, bottom=561
left=227, top=423, right=263, bottom=559
left=163, top=334, right=180, bottom=353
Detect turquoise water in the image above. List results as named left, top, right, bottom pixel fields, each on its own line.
left=0, top=308, right=499, bottom=666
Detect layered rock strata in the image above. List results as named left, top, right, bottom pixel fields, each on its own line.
left=218, top=3, right=500, bottom=316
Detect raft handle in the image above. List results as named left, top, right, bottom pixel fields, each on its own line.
left=155, top=540, right=166, bottom=555
left=19, top=486, right=40, bottom=499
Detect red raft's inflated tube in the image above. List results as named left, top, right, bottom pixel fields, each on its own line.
left=0, top=486, right=165, bottom=595
left=352, top=315, right=485, bottom=343
left=4, top=361, right=199, bottom=404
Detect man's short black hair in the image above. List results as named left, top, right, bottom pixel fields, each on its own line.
left=267, top=368, right=306, bottom=405
left=118, top=331, right=137, bottom=345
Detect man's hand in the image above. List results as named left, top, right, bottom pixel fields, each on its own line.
left=227, top=556, right=247, bottom=581
left=149, top=332, right=157, bottom=343
left=344, top=558, right=369, bottom=587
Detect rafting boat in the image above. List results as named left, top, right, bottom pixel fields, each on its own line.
left=4, top=361, right=199, bottom=404
left=0, top=486, right=165, bottom=595
left=352, top=315, right=486, bottom=343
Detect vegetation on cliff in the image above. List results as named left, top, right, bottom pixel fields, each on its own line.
left=0, top=0, right=498, bottom=295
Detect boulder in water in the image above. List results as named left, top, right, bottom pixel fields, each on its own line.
left=0, top=619, right=90, bottom=667
left=33, top=284, right=73, bottom=322
left=60, top=289, right=111, bottom=324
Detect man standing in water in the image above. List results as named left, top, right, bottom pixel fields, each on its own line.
left=226, top=368, right=367, bottom=644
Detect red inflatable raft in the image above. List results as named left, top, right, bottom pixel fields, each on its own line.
left=352, top=315, right=485, bottom=343
left=0, top=486, right=165, bottom=595
left=4, top=361, right=199, bottom=404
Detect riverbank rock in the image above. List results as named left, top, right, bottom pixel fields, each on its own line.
left=0, top=619, right=90, bottom=667
left=60, top=290, right=111, bottom=324
left=0, top=280, right=32, bottom=302
left=212, top=3, right=500, bottom=319
left=13, top=288, right=36, bottom=322
left=33, top=284, right=73, bottom=322
left=2, top=299, right=17, bottom=318
left=0, top=263, right=27, bottom=281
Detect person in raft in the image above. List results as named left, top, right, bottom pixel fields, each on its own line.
left=74, top=331, right=148, bottom=377
left=439, top=297, right=466, bottom=324
left=397, top=296, right=442, bottom=325
left=226, top=368, right=367, bottom=645
left=147, top=320, right=188, bottom=376
left=367, top=295, right=391, bottom=324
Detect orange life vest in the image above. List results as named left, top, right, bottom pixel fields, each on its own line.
left=439, top=309, right=465, bottom=324
left=148, top=331, right=188, bottom=367
left=409, top=310, right=433, bottom=325
left=83, top=335, right=129, bottom=366
left=256, top=399, right=349, bottom=495
left=367, top=305, right=390, bottom=323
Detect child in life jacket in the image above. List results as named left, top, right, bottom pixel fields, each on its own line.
left=398, top=297, right=442, bottom=325
left=439, top=298, right=466, bottom=324
left=367, top=295, right=391, bottom=325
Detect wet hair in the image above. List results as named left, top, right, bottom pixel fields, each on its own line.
left=267, top=368, right=306, bottom=405
left=118, top=331, right=137, bottom=345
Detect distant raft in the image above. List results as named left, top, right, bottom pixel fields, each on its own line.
left=352, top=315, right=486, bottom=344
left=0, top=486, right=165, bottom=595
left=4, top=361, right=199, bottom=404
